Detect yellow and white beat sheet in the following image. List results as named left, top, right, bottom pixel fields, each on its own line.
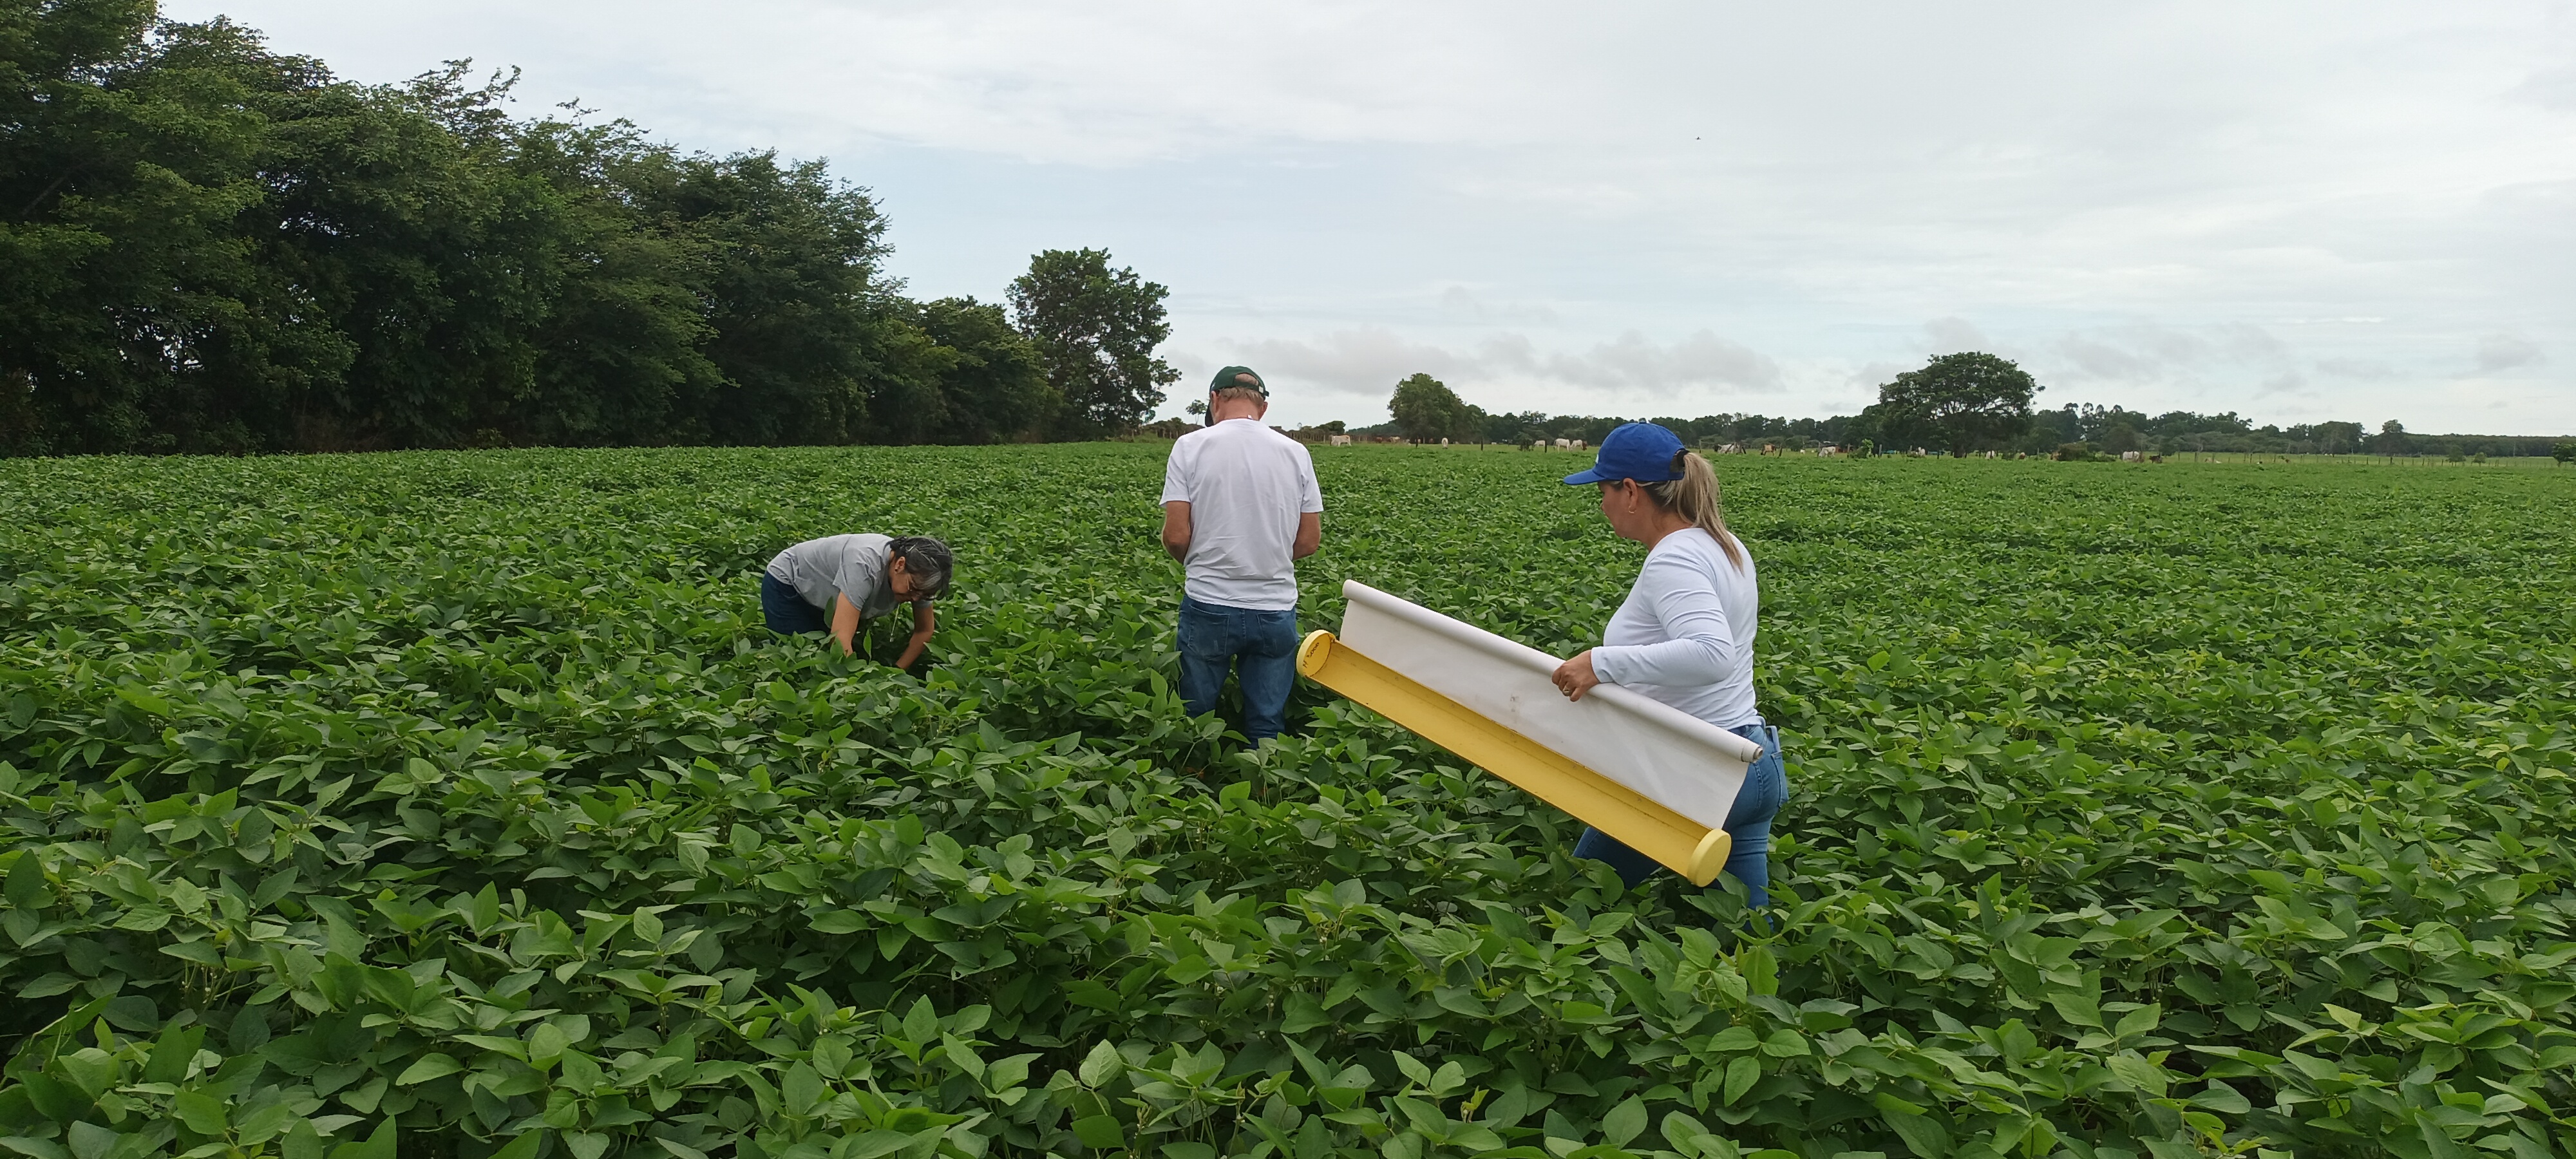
left=1296, top=580, right=1763, bottom=885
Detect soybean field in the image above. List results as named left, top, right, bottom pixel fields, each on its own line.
left=1, top=445, right=2572, bottom=1159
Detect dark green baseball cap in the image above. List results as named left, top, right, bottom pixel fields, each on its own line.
left=1209, top=366, right=1267, bottom=397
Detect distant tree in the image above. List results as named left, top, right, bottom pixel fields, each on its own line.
left=1007, top=249, right=1178, bottom=439
left=2313, top=420, right=2365, bottom=456
left=1874, top=353, right=2039, bottom=455
left=1455, top=402, right=1491, bottom=444
left=1483, top=408, right=1546, bottom=446
left=2374, top=420, right=2410, bottom=458
left=908, top=297, right=1056, bottom=444
left=1388, top=373, right=1466, bottom=443
left=2553, top=440, right=2575, bottom=466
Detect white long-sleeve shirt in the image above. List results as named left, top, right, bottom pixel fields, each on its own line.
left=1590, top=527, right=1760, bottom=729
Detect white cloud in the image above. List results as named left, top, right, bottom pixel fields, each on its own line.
left=1189, top=326, right=1782, bottom=420
left=2472, top=334, right=2546, bottom=372
left=168, top=0, right=2576, bottom=433
left=1217, top=328, right=1471, bottom=398
left=1920, top=318, right=1993, bottom=355
left=2036, top=322, right=2300, bottom=388
left=2317, top=357, right=2399, bottom=379
left=1524, top=332, right=1784, bottom=395
left=1437, top=287, right=1560, bottom=326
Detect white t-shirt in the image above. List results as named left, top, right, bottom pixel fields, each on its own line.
left=1591, top=527, right=1760, bottom=730
left=1160, top=419, right=1323, bottom=610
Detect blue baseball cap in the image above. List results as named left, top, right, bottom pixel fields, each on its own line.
left=1562, top=422, right=1688, bottom=485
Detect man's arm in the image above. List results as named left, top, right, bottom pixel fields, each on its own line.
left=1291, top=511, right=1321, bottom=560
left=831, top=594, right=860, bottom=655
left=896, top=601, right=936, bottom=670
left=1161, top=501, right=1193, bottom=561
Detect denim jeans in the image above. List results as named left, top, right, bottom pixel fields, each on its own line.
left=1575, top=721, right=1788, bottom=905
left=761, top=574, right=829, bottom=635
left=1176, top=597, right=1300, bottom=741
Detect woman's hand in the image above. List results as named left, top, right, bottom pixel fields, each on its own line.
left=1551, top=649, right=1602, bottom=701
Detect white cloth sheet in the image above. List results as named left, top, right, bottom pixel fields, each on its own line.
left=1335, top=581, right=1757, bottom=830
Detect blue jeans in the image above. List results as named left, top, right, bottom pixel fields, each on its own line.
left=1176, top=597, right=1300, bottom=741
left=1575, top=721, right=1788, bottom=905
left=761, top=574, right=828, bottom=634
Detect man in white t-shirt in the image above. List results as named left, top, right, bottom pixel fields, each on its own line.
left=1159, top=366, right=1323, bottom=740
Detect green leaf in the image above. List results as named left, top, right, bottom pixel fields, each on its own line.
left=64, top=1126, right=113, bottom=1159
left=2107, top=1053, right=2168, bottom=1098
left=902, top=997, right=939, bottom=1044
left=2047, top=990, right=2103, bottom=1029
left=1071, top=1115, right=1126, bottom=1152
left=940, top=1034, right=985, bottom=1082
left=1281, top=992, right=1330, bottom=1034
left=3, top=853, right=45, bottom=909
left=835, top=1132, right=913, bottom=1159
left=1875, top=1095, right=1949, bottom=1158
left=1737, top=945, right=1779, bottom=996
left=327, top=1120, right=395, bottom=1159
left=1661, top=1111, right=1714, bottom=1154
left=236, top=1103, right=296, bottom=1146
left=1080, top=1041, right=1124, bottom=1087
left=395, top=1053, right=464, bottom=1085
left=782, top=1062, right=825, bottom=1114
left=1723, top=1056, right=1761, bottom=1106
left=529, top=1022, right=571, bottom=1068
left=1601, top=1097, right=1647, bottom=1148
left=811, top=910, right=867, bottom=934
left=173, top=1091, right=228, bottom=1135
left=489, top=1133, right=545, bottom=1159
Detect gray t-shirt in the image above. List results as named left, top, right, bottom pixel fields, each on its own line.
left=764, top=534, right=907, bottom=621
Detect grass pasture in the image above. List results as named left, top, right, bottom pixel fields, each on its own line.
left=1, top=445, right=2572, bottom=1159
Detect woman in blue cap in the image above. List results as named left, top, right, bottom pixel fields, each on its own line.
left=1549, top=422, right=1788, bottom=906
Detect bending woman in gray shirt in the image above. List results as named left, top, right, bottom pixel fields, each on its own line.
left=1548, top=422, right=1788, bottom=905
left=762, top=534, right=951, bottom=668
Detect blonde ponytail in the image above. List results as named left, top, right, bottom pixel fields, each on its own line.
left=1640, top=451, right=1747, bottom=570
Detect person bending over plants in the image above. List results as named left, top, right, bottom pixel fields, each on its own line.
left=761, top=534, right=951, bottom=668
left=1548, top=422, right=1787, bottom=905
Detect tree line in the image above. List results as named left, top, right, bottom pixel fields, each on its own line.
left=1, top=3, right=1177, bottom=457
left=1373, top=355, right=2573, bottom=458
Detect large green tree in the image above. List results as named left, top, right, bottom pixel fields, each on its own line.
left=1873, top=352, right=2040, bottom=455
left=1, top=3, right=1046, bottom=455
left=909, top=297, right=1056, bottom=444
left=1, top=3, right=312, bottom=454
left=1388, top=372, right=1466, bottom=443
left=1006, top=249, right=1177, bottom=439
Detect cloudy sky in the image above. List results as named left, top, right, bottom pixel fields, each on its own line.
left=168, top=1, right=2576, bottom=432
